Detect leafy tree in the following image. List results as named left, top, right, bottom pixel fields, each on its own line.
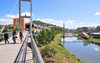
left=36, top=28, right=57, bottom=45
left=37, top=28, right=48, bottom=44
left=4, top=27, right=9, bottom=32
left=46, top=29, right=53, bottom=42
left=16, top=22, right=19, bottom=31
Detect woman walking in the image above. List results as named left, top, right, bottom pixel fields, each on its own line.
left=20, top=31, right=23, bottom=43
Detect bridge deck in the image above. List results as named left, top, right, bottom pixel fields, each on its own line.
left=0, top=31, right=33, bottom=63
left=25, top=38, right=34, bottom=63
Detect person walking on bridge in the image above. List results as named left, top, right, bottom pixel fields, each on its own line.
left=20, top=31, right=23, bottom=43
left=4, top=32, right=9, bottom=44
left=12, top=30, right=17, bottom=44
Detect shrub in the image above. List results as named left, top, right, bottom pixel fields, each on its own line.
left=0, top=38, right=3, bottom=42
left=77, top=58, right=81, bottom=61
left=36, top=28, right=57, bottom=45
left=59, top=41, right=64, bottom=47
left=41, top=46, right=56, bottom=57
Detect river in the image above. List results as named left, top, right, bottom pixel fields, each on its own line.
left=62, top=33, right=100, bottom=63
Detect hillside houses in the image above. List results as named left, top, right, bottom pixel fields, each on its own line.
left=25, top=20, right=57, bottom=33
left=77, top=27, right=95, bottom=33
left=76, top=26, right=100, bottom=38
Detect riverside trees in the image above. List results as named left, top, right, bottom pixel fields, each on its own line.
left=36, top=28, right=57, bottom=45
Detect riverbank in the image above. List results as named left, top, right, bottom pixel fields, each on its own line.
left=73, top=33, right=100, bottom=45
left=38, top=33, right=81, bottom=63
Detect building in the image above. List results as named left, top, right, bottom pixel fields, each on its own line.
left=77, top=27, right=89, bottom=32
left=96, top=26, right=100, bottom=32
left=88, top=27, right=96, bottom=32
left=78, top=32, right=89, bottom=37
left=77, top=28, right=84, bottom=32
left=89, top=33, right=100, bottom=39
left=13, top=18, right=25, bottom=30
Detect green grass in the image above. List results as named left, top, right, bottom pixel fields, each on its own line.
left=73, top=33, right=78, bottom=37
left=86, top=37, right=100, bottom=45
left=39, top=33, right=81, bottom=63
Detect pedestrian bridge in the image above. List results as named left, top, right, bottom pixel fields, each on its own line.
left=0, top=31, right=44, bottom=63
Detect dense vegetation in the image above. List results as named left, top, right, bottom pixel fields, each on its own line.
left=36, top=28, right=57, bottom=45
left=0, top=38, right=3, bottom=42
left=51, top=27, right=63, bottom=32
left=3, top=27, right=9, bottom=32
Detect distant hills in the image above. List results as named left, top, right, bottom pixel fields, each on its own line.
left=32, top=20, right=56, bottom=27
left=0, top=20, right=57, bottom=28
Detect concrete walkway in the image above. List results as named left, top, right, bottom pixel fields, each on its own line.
left=0, top=31, right=33, bottom=63
left=25, top=37, right=34, bottom=63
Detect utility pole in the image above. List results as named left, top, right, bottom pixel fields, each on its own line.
left=30, top=0, right=32, bottom=33
left=63, top=23, right=65, bottom=44
left=19, top=0, right=21, bottom=32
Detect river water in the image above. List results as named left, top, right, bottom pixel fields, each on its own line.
left=62, top=33, right=100, bottom=63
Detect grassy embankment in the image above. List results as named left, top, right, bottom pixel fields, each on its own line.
left=38, top=33, right=81, bottom=63
left=73, top=33, right=100, bottom=45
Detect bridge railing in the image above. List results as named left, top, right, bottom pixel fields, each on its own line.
left=30, top=32, right=44, bottom=63
left=0, top=32, right=12, bottom=41
left=0, top=31, right=19, bottom=39
left=14, top=32, right=44, bottom=63
left=14, top=33, right=28, bottom=63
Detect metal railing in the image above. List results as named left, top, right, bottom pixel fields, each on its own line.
left=14, top=32, right=44, bottom=63
left=14, top=34, right=28, bottom=63
left=0, top=31, right=19, bottom=39
left=30, top=32, right=44, bottom=63
left=0, top=32, right=12, bottom=41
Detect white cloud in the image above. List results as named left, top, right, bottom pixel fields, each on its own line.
left=0, top=18, right=12, bottom=25
left=36, top=19, right=75, bottom=28
left=37, top=19, right=63, bottom=26
left=0, top=18, right=12, bottom=22
left=79, top=23, right=100, bottom=27
left=94, top=12, right=100, bottom=16
left=0, top=12, right=33, bottom=25
left=79, top=22, right=85, bottom=25
left=66, top=20, right=74, bottom=24
left=21, top=12, right=31, bottom=16
left=5, top=14, right=17, bottom=18
left=93, top=47, right=99, bottom=51
left=5, top=11, right=33, bottom=19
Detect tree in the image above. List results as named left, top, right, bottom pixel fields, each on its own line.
left=37, top=28, right=48, bottom=44
left=4, top=27, right=9, bottom=32
left=16, top=22, right=19, bottom=31
left=36, top=28, right=57, bottom=45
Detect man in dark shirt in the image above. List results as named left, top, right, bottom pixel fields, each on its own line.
left=12, top=30, right=17, bottom=44
left=4, top=32, right=9, bottom=44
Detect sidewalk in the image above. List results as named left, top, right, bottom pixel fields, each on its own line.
left=0, top=31, right=27, bottom=63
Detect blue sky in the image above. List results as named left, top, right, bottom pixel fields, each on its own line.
left=0, top=0, right=100, bottom=29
